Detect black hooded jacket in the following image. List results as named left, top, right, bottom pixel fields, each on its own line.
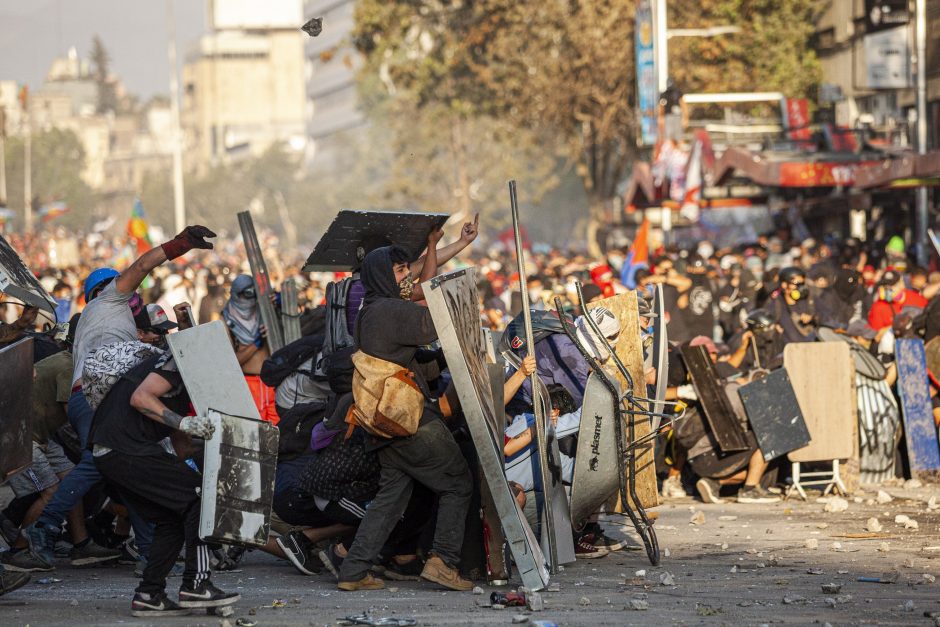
left=354, top=246, right=443, bottom=399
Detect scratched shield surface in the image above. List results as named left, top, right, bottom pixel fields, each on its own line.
left=736, top=368, right=811, bottom=461
left=200, top=411, right=279, bottom=547
left=569, top=373, right=621, bottom=526
left=856, top=374, right=901, bottom=483
left=424, top=268, right=549, bottom=591
left=0, top=339, right=34, bottom=481
left=304, top=210, right=449, bottom=272
left=0, top=233, right=57, bottom=314
left=895, top=339, right=940, bottom=475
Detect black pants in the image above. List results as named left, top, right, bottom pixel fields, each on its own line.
left=95, top=451, right=210, bottom=595
left=339, top=418, right=472, bottom=582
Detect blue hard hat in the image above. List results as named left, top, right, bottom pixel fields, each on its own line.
left=83, top=268, right=119, bottom=302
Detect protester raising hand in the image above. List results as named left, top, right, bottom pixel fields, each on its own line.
left=460, top=213, right=480, bottom=244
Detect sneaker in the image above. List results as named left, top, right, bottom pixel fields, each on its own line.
left=131, top=591, right=192, bottom=617
left=0, top=569, right=30, bottom=597
left=593, top=532, right=631, bottom=552
left=0, top=514, right=20, bottom=546
left=382, top=556, right=424, bottom=581
left=696, top=477, right=725, bottom=504
left=737, top=484, right=782, bottom=504
left=24, top=522, right=59, bottom=566
left=337, top=572, right=385, bottom=591
left=319, top=544, right=344, bottom=581
left=118, top=540, right=139, bottom=565
left=0, top=549, right=54, bottom=572
left=574, top=532, right=609, bottom=559
left=276, top=531, right=319, bottom=576
left=214, top=545, right=246, bottom=571
left=661, top=474, right=687, bottom=499
left=70, top=540, right=121, bottom=566
left=178, top=580, right=240, bottom=608
left=419, top=555, right=473, bottom=591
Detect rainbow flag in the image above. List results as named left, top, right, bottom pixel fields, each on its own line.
left=38, top=201, right=69, bottom=222
left=127, top=198, right=152, bottom=254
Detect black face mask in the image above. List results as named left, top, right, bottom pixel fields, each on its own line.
left=834, top=271, right=861, bottom=301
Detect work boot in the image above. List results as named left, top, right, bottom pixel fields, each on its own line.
left=0, top=569, right=30, bottom=597
left=70, top=539, right=121, bottom=566
left=419, top=555, right=473, bottom=591
left=338, top=572, right=385, bottom=591
left=24, top=522, right=59, bottom=566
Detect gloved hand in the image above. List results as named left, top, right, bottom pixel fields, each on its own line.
left=676, top=384, right=698, bottom=401
left=179, top=413, right=215, bottom=439
left=161, top=225, right=217, bottom=260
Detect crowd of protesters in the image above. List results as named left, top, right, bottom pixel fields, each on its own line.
left=1, top=216, right=938, bottom=615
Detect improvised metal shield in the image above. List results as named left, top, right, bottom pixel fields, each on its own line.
left=895, top=339, right=940, bottom=475
left=0, top=234, right=57, bottom=315
left=736, top=368, right=811, bottom=461
left=568, top=373, right=621, bottom=526
left=303, top=210, right=449, bottom=272
left=0, top=338, right=33, bottom=482
left=650, top=284, right=668, bottom=431
left=167, top=321, right=279, bottom=546
left=424, top=268, right=549, bottom=591
left=680, top=344, right=749, bottom=453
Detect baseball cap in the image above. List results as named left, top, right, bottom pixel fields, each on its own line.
left=145, top=304, right=178, bottom=332
left=877, top=269, right=902, bottom=287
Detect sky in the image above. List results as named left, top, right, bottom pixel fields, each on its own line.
left=0, top=0, right=207, bottom=100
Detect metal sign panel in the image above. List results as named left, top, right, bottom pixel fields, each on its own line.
left=785, top=343, right=856, bottom=463
left=651, top=284, right=668, bottom=430
left=424, top=268, right=549, bottom=591
left=569, top=373, right=621, bottom=526
left=166, top=321, right=261, bottom=421
left=238, top=211, right=285, bottom=352
left=895, top=339, right=940, bottom=475
left=855, top=373, right=900, bottom=483
left=737, top=368, right=811, bottom=461
left=864, top=26, right=911, bottom=89
left=304, top=210, right=449, bottom=272
left=0, top=233, right=57, bottom=315
left=0, top=339, right=33, bottom=481
left=680, top=344, right=749, bottom=452
left=167, top=322, right=277, bottom=546
left=199, top=410, right=278, bottom=546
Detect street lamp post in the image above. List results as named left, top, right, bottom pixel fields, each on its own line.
left=915, top=0, right=929, bottom=266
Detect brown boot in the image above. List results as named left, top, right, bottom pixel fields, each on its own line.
left=420, top=555, right=473, bottom=591
left=337, top=573, right=385, bottom=591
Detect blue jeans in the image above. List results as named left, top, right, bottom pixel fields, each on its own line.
left=38, top=390, right=153, bottom=557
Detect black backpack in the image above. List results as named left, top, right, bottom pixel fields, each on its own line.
left=260, top=334, right=324, bottom=388
left=276, top=398, right=330, bottom=461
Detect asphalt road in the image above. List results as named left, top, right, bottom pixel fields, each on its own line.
left=2, top=482, right=939, bottom=626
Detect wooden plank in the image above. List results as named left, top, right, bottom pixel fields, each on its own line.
left=895, top=339, right=940, bottom=476
left=785, top=342, right=856, bottom=463
left=587, top=291, right=657, bottom=509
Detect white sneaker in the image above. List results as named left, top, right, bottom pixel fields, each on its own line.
left=660, top=474, right=686, bottom=499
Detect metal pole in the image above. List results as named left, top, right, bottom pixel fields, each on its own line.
left=508, top=180, right=558, bottom=573
left=654, top=0, right=668, bottom=95
left=23, top=104, right=32, bottom=233
left=915, top=0, right=929, bottom=266
left=166, top=0, right=186, bottom=233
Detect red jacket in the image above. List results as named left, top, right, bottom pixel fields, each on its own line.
left=868, top=289, right=927, bottom=330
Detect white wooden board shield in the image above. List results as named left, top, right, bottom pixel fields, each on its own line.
left=424, top=268, right=549, bottom=592
left=167, top=321, right=278, bottom=546
left=784, top=342, right=855, bottom=462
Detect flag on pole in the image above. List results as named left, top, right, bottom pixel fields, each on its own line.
left=37, top=201, right=69, bottom=222
left=620, top=217, right=650, bottom=289
left=127, top=198, right=152, bottom=254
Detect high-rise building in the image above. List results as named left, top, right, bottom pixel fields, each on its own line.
left=303, top=0, right=365, bottom=168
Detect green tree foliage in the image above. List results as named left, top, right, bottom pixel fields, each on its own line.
left=667, top=0, right=822, bottom=100
left=91, top=35, right=118, bottom=115
left=3, top=128, right=96, bottom=229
